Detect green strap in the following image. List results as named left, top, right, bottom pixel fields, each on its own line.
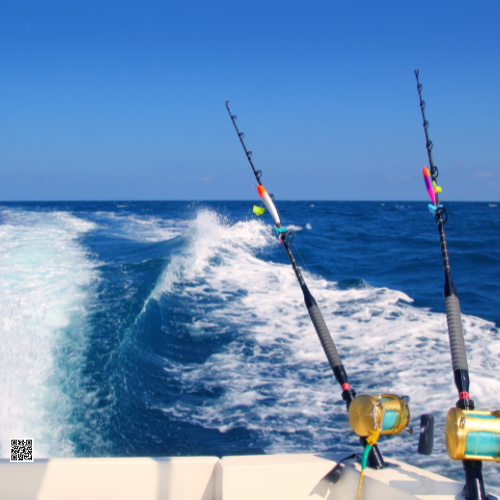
left=361, top=445, right=372, bottom=470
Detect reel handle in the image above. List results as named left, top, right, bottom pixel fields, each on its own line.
left=418, top=414, right=434, bottom=455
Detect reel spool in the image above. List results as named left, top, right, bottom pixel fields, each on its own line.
left=446, top=408, right=500, bottom=462
left=348, top=394, right=410, bottom=437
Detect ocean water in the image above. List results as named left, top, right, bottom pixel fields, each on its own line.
left=0, top=200, right=499, bottom=492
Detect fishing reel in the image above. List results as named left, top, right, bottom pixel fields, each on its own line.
left=348, top=394, right=434, bottom=455
left=446, top=408, right=500, bottom=462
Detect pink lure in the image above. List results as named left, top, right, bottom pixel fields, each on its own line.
left=423, top=166, right=436, bottom=204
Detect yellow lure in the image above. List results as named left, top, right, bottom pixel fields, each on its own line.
left=432, top=180, right=442, bottom=194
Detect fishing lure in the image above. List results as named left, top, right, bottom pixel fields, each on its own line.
left=423, top=166, right=436, bottom=204
left=256, top=185, right=281, bottom=227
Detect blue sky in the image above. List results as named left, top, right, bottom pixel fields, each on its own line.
left=1, top=1, right=499, bottom=201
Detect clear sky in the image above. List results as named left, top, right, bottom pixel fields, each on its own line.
left=1, top=1, right=499, bottom=201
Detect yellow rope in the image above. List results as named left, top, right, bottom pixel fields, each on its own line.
left=366, top=426, right=381, bottom=446
left=355, top=469, right=365, bottom=500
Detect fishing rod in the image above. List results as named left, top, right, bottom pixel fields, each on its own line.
left=224, top=101, right=357, bottom=409
left=415, top=70, right=500, bottom=500
left=225, top=100, right=433, bottom=480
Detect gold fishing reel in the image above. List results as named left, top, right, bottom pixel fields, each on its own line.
left=446, top=408, right=500, bottom=462
left=348, top=394, right=410, bottom=437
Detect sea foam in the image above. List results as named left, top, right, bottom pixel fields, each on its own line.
left=151, top=209, right=499, bottom=486
left=0, top=210, right=98, bottom=457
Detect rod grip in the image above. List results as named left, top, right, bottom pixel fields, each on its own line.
left=445, top=295, right=468, bottom=371
left=307, top=302, right=343, bottom=370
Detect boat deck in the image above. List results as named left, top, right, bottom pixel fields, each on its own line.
left=0, top=452, right=462, bottom=499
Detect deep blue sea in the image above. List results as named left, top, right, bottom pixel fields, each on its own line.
left=0, top=201, right=499, bottom=491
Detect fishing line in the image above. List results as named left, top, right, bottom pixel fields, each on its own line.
left=292, top=241, right=310, bottom=274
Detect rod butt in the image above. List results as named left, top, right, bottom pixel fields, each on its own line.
left=463, top=460, right=487, bottom=500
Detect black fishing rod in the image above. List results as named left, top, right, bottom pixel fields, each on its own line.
left=224, top=100, right=419, bottom=471
left=225, top=101, right=356, bottom=404
left=415, top=70, right=499, bottom=500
